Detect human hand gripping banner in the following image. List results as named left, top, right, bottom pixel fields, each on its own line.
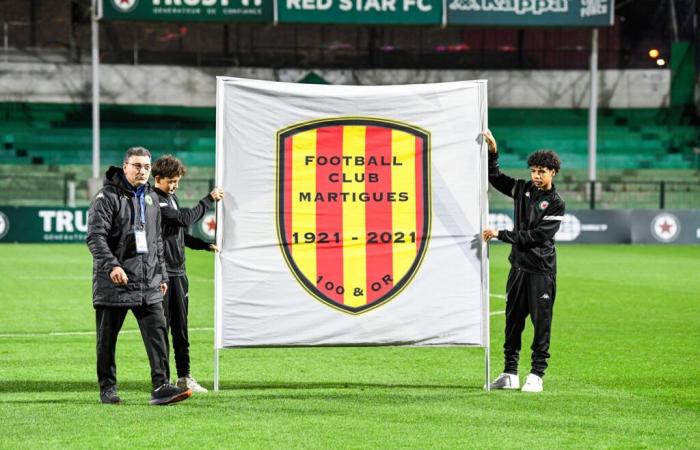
left=215, top=78, right=489, bottom=348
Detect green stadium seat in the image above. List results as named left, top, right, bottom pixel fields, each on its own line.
left=1, top=103, right=698, bottom=173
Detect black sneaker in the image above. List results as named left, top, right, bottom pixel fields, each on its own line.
left=100, top=386, right=122, bottom=404
left=150, top=383, right=192, bottom=406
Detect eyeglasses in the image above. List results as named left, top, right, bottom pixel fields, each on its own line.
left=127, top=163, right=151, bottom=172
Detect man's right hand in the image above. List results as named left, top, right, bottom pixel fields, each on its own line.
left=110, top=267, right=128, bottom=285
left=482, top=130, right=498, bottom=154
left=210, top=187, right=224, bottom=201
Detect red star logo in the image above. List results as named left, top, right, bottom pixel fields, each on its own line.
left=206, top=218, right=217, bottom=232
left=659, top=220, right=673, bottom=234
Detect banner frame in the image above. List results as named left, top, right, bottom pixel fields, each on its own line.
left=477, top=80, right=491, bottom=391
left=212, top=78, right=491, bottom=392
left=213, top=77, right=226, bottom=392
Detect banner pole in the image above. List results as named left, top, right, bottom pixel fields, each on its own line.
left=478, top=80, right=491, bottom=391
left=213, top=77, right=225, bottom=392
left=485, top=346, right=490, bottom=392
left=213, top=198, right=220, bottom=392
left=214, top=348, right=220, bottom=392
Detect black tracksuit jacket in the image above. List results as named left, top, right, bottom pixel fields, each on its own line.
left=153, top=189, right=214, bottom=276
left=87, top=167, right=169, bottom=307
left=488, top=152, right=565, bottom=274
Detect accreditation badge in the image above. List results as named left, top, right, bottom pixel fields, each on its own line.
left=134, top=229, right=148, bottom=253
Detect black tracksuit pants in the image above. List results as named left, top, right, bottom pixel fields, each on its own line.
left=163, top=274, right=190, bottom=379
left=95, top=302, right=170, bottom=390
left=503, top=267, right=556, bottom=378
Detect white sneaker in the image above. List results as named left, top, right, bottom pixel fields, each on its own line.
left=177, top=376, right=208, bottom=393
left=521, top=373, right=543, bottom=393
left=488, top=373, right=520, bottom=390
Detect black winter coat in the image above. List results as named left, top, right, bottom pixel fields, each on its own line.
left=154, top=188, right=213, bottom=276
left=87, top=167, right=169, bottom=307
left=488, top=152, right=566, bottom=274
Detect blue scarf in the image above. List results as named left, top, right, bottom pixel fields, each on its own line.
left=121, top=174, right=147, bottom=227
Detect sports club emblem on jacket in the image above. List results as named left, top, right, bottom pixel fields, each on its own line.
left=538, top=200, right=549, bottom=210
left=276, top=117, right=432, bottom=314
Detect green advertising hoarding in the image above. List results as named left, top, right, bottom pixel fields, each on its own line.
left=99, top=0, right=273, bottom=22
left=0, top=207, right=215, bottom=244
left=0, top=207, right=90, bottom=243
left=278, top=0, right=441, bottom=25
left=99, top=0, right=614, bottom=25
left=447, top=0, right=614, bottom=27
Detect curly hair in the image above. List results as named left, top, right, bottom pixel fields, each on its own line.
left=527, top=150, right=561, bottom=173
left=152, top=155, right=187, bottom=178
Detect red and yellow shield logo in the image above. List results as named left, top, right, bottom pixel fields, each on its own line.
left=277, top=118, right=431, bottom=314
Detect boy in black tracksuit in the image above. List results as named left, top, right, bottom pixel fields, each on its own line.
left=152, top=155, right=224, bottom=393
left=482, top=130, right=565, bottom=393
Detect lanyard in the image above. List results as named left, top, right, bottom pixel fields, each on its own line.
left=135, top=186, right=146, bottom=228
left=121, top=173, right=147, bottom=228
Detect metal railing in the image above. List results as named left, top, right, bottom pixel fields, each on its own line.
left=0, top=174, right=215, bottom=208
left=0, top=174, right=697, bottom=210
left=490, top=180, right=700, bottom=210
left=0, top=18, right=659, bottom=70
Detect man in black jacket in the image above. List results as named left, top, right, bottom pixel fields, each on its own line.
left=87, top=147, right=192, bottom=405
left=482, top=130, right=565, bottom=393
left=152, top=155, right=223, bottom=393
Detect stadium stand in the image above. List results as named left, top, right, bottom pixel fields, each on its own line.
left=2, top=101, right=699, bottom=210
left=2, top=103, right=699, bottom=171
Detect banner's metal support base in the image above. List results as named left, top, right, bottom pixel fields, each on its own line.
left=484, top=346, right=490, bottom=391
left=214, top=347, right=220, bottom=392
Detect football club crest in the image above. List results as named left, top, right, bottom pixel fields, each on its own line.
left=145, top=195, right=153, bottom=206
left=276, top=117, right=431, bottom=314
left=200, top=212, right=217, bottom=240
left=651, top=213, right=680, bottom=243
left=538, top=200, right=549, bottom=211
left=111, top=0, right=138, bottom=13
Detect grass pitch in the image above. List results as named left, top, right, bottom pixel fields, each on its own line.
left=0, top=243, right=698, bottom=449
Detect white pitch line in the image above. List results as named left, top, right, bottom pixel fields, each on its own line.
left=12, top=275, right=213, bottom=282
left=14, top=275, right=91, bottom=280
left=1, top=294, right=508, bottom=338
left=0, top=327, right=213, bottom=338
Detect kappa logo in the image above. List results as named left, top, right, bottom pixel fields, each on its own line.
left=276, top=117, right=431, bottom=315
left=540, top=293, right=550, bottom=300
left=0, top=211, right=9, bottom=240
left=111, top=0, right=138, bottom=12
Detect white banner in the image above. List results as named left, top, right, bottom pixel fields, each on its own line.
left=215, top=77, right=489, bottom=348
